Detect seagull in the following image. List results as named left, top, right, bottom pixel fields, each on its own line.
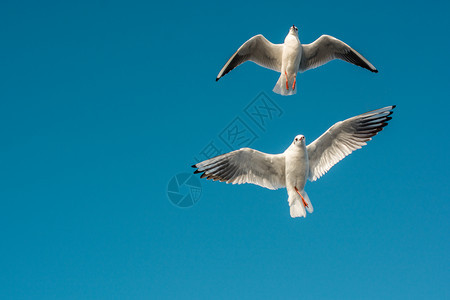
left=192, top=105, right=395, bottom=218
left=216, top=25, right=378, bottom=96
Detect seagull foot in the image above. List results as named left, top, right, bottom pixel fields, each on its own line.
left=292, top=75, right=296, bottom=90
left=295, top=187, right=308, bottom=208
left=285, top=71, right=289, bottom=90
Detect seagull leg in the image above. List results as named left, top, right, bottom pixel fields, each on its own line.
left=285, top=71, right=289, bottom=90
left=295, top=186, right=308, bottom=208
left=292, top=74, right=296, bottom=90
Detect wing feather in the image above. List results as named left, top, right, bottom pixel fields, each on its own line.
left=216, top=34, right=283, bottom=81
left=307, top=105, right=395, bottom=181
left=192, top=148, right=286, bottom=190
left=300, top=35, right=378, bottom=73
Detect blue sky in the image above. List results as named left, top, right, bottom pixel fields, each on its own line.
left=0, top=0, right=449, bottom=299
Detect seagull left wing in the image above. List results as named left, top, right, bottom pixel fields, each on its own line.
left=307, top=105, right=395, bottom=182
left=192, top=148, right=286, bottom=190
left=216, top=34, right=283, bottom=81
left=300, top=35, right=378, bottom=73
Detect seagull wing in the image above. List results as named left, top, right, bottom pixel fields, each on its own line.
left=192, top=148, right=286, bottom=190
left=216, top=34, right=284, bottom=81
left=307, top=105, right=395, bottom=182
left=300, top=35, right=378, bottom=73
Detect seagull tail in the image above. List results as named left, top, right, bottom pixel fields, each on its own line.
left=302, top=190, right=313, bottom=213
left=289, top=199, right=306, bottom=218
left=273, top=73, right=297, bottom=96
left=288, top=189, right=313, bottom=218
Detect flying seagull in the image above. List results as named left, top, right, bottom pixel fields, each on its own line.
left=216, top=25, right=378, bottom=96
left=192, top=105, right=395, bottom=218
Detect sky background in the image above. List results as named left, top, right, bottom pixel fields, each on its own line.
left=0, top=0, right=449, bottom=299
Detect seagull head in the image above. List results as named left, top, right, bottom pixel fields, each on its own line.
left=289, top=25, right=299, bottom=35
left=293, top=134, right=305, bottom=146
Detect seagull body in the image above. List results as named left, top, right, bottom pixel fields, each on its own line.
left=279, top=29, right=302, bottom=95
left=192, top=106, right=395, bottom=218
left=216, top=25, right=378, bottom=96
left=285, top=137, right=312, bottom=216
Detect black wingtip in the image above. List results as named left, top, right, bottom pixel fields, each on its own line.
left=215, top=77, right=220, bottom=82
left=373, top=69, right=379, bottom=73
left=191, top=164, right=197, bottom=168
left=392, top=105, right=396, bottom=109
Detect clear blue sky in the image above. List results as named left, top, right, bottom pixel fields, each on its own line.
left=0, top=0, right=449, bottom=299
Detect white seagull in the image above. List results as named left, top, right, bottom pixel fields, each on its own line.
left=216, top=25, right=378, bottom=96
left=192, top=105, right=395, bottom=218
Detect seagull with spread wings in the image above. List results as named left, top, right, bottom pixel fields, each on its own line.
left=216, top=25, right=378, bottom=96
left=192, top=106, right=395, bottom=218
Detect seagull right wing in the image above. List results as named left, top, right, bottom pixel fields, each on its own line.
left=216, top=34, right=284, bottom=81
left=300, top=35, right=378, bottom=73
left=192, top=148, right=286, bottom=190
left=307, top=105, right=395, bottom=182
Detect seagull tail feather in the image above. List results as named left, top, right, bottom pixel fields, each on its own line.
left=290, top=199, right=306, bottom=218
left=273, top=73, right=297, bottom=96
left=288, top=189, right=313, bottom=218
